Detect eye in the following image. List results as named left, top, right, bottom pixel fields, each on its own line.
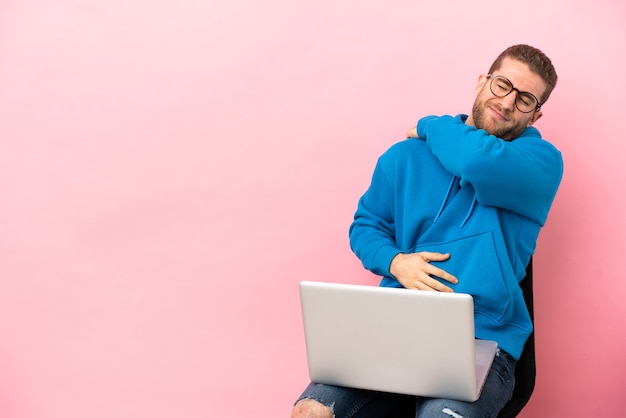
left=494, top=77, right=511, bottom=92
left=518, top=93, right=536, bottom=107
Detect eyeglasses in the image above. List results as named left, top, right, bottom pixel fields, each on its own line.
left=486, top=75, right=541, bottom=113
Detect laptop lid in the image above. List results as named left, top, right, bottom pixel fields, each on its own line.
left=299, top=281, right=498, bottom=402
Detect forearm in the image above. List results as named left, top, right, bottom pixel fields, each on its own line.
left=417, top=115, right=563, bottom=222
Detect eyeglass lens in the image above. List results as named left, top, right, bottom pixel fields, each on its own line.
left=489, top=76, right=538, bottom=112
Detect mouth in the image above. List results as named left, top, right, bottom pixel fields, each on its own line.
left=488, top=105, right=509, bottom=122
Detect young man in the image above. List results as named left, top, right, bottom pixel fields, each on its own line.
left=292, top=44, right=562, bottom=418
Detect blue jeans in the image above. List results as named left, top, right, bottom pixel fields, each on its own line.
left=295, top=349, right=516, bottom=418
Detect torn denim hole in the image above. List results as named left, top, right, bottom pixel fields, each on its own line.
left=297, top=396, right=336, bottom=418
left=441, top=407, right=464, bottom=418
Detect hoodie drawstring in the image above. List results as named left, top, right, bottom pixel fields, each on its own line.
left=460, top=197, right=477, bottom=228
left=433, top=175, right=476, bottom=228
left=433, top=176, right=457, bottom=223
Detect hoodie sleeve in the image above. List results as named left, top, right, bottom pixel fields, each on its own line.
left=419, top=115, right=563, bottom=225
left=348, top=151, right=401, bottom=277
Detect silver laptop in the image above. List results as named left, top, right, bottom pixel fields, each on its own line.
left=299, top=281, right=498, bottom=402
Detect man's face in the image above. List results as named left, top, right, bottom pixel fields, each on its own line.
left=467, top=57, right=547, bottom=141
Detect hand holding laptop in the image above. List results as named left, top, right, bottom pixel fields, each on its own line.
left=390, top=251, right=459, bottom=292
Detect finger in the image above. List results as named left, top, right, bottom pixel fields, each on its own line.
left=418, top=251, right=451, bottom=262
left=411, top=280, right=438, bottom=291
left=414, top=274, right=455, bottom=293
left=414, top=281, right=454, bottom=292
left=426, top=265, right=458, bottom=285
left=427, top=278, right=455, bottom=292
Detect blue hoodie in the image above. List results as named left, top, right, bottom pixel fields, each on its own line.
left=349, top=114, right=563, bottom=360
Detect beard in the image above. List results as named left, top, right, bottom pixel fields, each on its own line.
left=471, top=98, right=528, bottom=141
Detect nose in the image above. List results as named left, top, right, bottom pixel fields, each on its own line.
left=500, top=91, right=517, bottom=111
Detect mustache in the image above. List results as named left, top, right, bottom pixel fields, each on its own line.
left=487, top=102, right=511, bottom=121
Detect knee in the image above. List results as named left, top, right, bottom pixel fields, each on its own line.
left=291, top=398, right=334, bottom=418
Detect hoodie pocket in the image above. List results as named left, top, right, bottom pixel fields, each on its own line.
left=410, top=231, right=510, bottom=323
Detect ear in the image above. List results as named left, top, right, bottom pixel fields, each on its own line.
left=475, top=74, right=489, bottom=95
left=527, top=110, right=543, bottom=126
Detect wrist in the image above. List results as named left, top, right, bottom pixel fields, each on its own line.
left=417, top=115, right=438, bottom=138
left=389, top=252, right=406, bottom=278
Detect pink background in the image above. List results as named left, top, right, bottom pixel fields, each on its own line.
left=1, top=1, right=624, bottom=417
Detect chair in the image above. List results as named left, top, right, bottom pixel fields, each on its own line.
left=390, top=259, right=536, bottom=418
left=497, top=258, right=535, bottom=417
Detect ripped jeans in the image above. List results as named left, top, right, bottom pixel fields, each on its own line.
left=294, top=349, right=515, bottom=418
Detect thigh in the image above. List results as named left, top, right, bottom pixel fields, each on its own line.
left=295, top=382, right=414, bottom=418
left=415, top=349, right=516, bottom=418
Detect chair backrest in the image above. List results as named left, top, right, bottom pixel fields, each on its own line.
left=497, top=259, right=535, bottom=418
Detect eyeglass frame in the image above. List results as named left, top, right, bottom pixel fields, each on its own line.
left=485, top=74, right=542, bottom=113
